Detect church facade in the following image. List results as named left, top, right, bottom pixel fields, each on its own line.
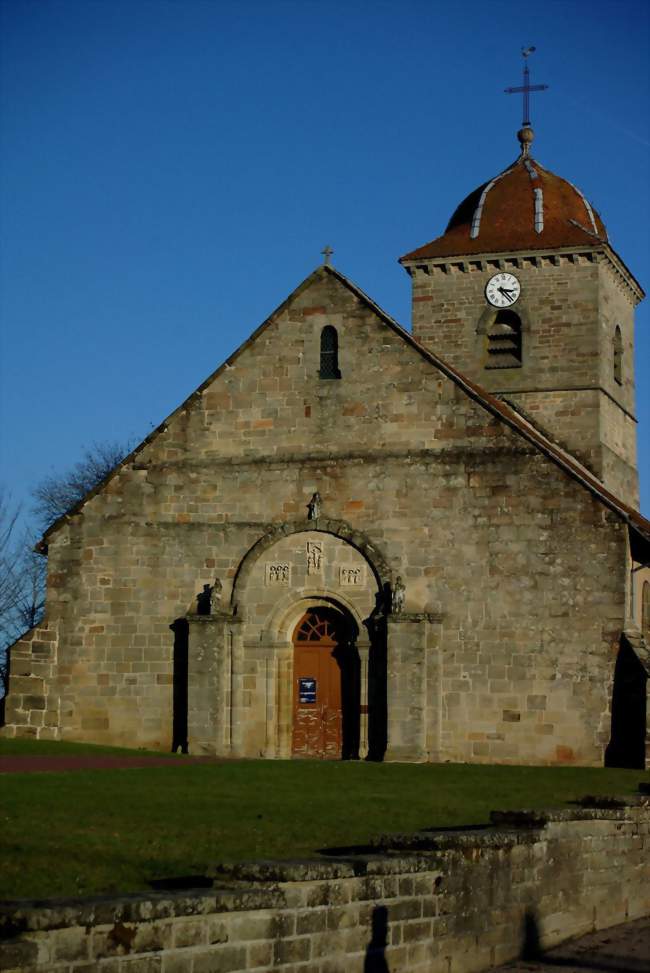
left=3, top=127, right=649, bottom=767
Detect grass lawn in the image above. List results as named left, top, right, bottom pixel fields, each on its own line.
left=0, top=740, right=646, bottom=900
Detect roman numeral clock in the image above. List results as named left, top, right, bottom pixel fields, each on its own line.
left=485, top=271, right=521, bottom=307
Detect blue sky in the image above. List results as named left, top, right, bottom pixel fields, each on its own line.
left=1, top=0, right=649, bottom=522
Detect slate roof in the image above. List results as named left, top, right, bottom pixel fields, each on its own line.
left=39, top=264, right=650, bottom=552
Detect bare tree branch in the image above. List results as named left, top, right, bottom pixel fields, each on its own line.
left=0, top=489, right=30, bottom=697
left=0, top=488, right=21, bottom=624
left=1, top=441, right=134, bottom=702
left=32, top=439, right=133, bottom=532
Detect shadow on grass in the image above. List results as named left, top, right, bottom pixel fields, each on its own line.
left=149, top=875, right=213, bottom=891
left=318, top=822, right=489, bottom=857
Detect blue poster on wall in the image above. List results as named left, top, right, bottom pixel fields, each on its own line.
left=299, top=678, right=317, bottom=703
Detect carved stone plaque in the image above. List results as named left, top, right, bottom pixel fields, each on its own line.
left=340, top=566, right=365, bottom=587
left=265, top=562, right=290, bottom=586
left=306, top=541, right=323, bottom=576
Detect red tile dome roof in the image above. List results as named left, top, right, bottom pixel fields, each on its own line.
left=401, top=137, right=607, bottom=263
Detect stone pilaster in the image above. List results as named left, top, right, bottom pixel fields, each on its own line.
left=384, top=612, right=442, bottom=762
left=186, top=613, right=240, bottom=756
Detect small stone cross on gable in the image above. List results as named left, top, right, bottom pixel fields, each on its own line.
left=321, top=245, right=334, bottom=266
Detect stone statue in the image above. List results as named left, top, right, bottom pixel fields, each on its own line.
left=209, top=577, right=223, bottom=612
left=307, top=491, right=322, bottom=520
left=391, top=576, right=406, bottom=615
left=196, top=578, right=223, bottom=615
left=197, top=584, right=212, bottom=615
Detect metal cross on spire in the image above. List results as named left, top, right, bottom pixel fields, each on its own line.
left=504, top=46, right=548, bottom=127
left=321, top=245, right=334, bottom=266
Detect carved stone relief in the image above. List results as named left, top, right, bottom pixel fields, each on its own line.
left=339, top=566, right=365, bottom=587
left=306, top=541, right=323, bottom=576
left=265, top=563, right=291, bottom=586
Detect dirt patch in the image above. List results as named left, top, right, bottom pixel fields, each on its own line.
left=0, top=754, right=219, bottom=774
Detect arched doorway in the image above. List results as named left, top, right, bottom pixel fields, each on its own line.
left=291, top=606, right=360, bottom=760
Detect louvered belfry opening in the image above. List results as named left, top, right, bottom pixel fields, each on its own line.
left=319, top=325, right=341, bottom=379
left=486, top=309, right=522, bottom=368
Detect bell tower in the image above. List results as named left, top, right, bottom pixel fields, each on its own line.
left=400, top=94, right=644, bottom=508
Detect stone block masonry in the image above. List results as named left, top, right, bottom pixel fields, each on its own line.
left=2, top=265, right=648, bottom=767
left=1, top=798, right=648, bottom=973
left=3, top=266, right=639, bottom=766
left=406, top=251, right=640, bottom=508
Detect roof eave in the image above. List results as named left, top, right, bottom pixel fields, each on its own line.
left=399, top=243, right=645, bottom=303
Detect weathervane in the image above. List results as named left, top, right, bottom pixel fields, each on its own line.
left=505, top=46, right=548, bottom=129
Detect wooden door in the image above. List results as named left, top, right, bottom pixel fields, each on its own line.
left=292, top=609, right=343, bottom=759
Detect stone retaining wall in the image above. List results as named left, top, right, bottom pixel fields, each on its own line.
left=1, top=800, right=648, bottom=973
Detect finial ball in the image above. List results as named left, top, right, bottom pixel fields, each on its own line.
left=517, top=125, right=534, bottom=146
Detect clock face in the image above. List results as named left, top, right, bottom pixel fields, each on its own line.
left=485, top=272, right=521, bottom=308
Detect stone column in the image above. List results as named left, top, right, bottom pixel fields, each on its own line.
left=276, top=645, right=293, bottom=758
left=262, top=648, right=277, bottom=759
left=229, top=624, right=246, bottom=758
left=358, top=639, right=370, bottom=759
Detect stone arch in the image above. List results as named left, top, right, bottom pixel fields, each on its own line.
left=476, top=302, right=532, bottom=336
left=229, top=524, right=389, bottom=761
left=230, top=518, right=392, bottom=612
left=319, top=325, right=341, bottom=379
left=476, top=303, right=529, bottom=370
left=290, top=599, right=360, bottom=759
left=265, top=587, right=367, bottom=644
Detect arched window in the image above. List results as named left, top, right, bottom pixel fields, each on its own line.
left=643, top=581, right=650, bottom=641
left=486, top=310, right=522, bottom=368
left=319, top=325, right=341, bottom=379
left=613, top=326, right=623, bottom=385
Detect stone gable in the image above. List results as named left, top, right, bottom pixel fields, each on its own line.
left=2, top=267, right=648, bottom=768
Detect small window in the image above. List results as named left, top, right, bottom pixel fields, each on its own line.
left=319, top=325, right=341, bottom=379
left=486, top=310, right=522, bottom=368
left=613, top=326, right=623, bottom=385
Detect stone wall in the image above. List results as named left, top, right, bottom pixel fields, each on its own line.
left=1, top=799, right=648, bottom=973
left=1, top=268, right=640, bottom=765
left=2, top=621, right=60, bottom=741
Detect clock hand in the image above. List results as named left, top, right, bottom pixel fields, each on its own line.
left=498, top=286, right=515, bottom=302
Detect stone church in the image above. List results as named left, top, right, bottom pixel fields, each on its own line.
left=3, top=123, right=649, bottom=767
